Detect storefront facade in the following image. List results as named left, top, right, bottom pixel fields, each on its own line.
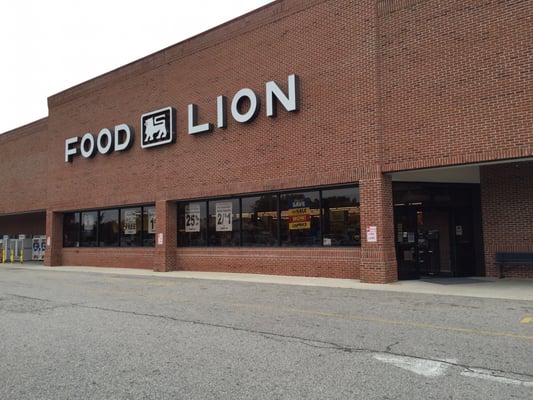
left=1, top=0, right=531, bottom=283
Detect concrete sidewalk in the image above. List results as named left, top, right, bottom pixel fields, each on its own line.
left=7, top=262, right=533, bottom=301
left=5, top=263, right=533, bottom=301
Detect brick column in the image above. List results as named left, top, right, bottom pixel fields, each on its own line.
left=153, top=200, right=177, bottom=272
left=44, top=210, right=63, bottom=266
left=359, top=174, right=397, bottom=283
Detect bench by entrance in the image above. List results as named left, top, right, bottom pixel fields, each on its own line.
left=495, top=252, right=533, bottom=278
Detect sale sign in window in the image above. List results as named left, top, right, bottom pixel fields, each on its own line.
left=288, top=198, right=311, bottom=230
left=185, top=204, right=201, bottom=232
left=216, top=202, right=233, bottom=232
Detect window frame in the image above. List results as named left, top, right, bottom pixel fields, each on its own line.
left=63, top=204, right=156, bottom=248
left=177, top=185, right=360, bottom=248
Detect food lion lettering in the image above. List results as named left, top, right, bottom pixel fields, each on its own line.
left=65, top=74, right=299, bottom=162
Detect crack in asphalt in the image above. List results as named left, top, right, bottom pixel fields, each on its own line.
left=1, top=293, right=83, bottom=314
left=73, top=302, right=533, bottom=383
left=3, top=292, right=533, bottom=385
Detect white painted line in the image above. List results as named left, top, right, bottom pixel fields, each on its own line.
left=374, top=354, right=452, bottom=378
left=461, top=368, right=533, bottom=387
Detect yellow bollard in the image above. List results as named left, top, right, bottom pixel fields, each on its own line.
left=0, top=249, right=3, bottom=263
left=10, top=249, right=15, bottom=263
left=20, top=248, right=24, bottom=264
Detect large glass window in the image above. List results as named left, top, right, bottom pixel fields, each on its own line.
left=64, top=204, right=155, bottom=248
left=177, top=185, right=360, bottom=248
left=208, top=199, right=240, bottom=246
left=80, top=211, right=98, bottom=247
left=242, top=195, right=278, bottom=246
left=63, top=212, right=80, bottom=247
left=322, top=187, right=360, bottom=246
left=178, top=202, right=207, bottom=246
left=280, top=191, right=321, bottom=246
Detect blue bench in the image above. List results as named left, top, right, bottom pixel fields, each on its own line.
left=495, top=252, right=533, bottom=278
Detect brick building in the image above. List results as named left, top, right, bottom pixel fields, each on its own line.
left=0, top=0, right=531, bottom=283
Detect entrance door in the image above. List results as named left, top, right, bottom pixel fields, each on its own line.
left=393, top=183, right=483, bottom=279
left=395, top=208, right=419, bottom=280
left=395, top=207, right=451, bottom=279
left=418, top=209, right=451, bottom=276
left=452, top=208, right=476, bottom=277
left=394, top=206, right=479, bottom=279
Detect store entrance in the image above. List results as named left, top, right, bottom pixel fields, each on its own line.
left=393, top=183, right=482, bottom=280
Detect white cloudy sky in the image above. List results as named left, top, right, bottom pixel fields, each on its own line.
left=0, top=0, right=274, bottom=134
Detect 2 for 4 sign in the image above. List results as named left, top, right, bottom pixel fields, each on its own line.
left=216, top=202, right=233, bottom=232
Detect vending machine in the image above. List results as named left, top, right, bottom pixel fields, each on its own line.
left=32, top=235, right=46, bottom=261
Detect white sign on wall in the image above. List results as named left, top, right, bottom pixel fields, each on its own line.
left=216, top=202, right=233, bottom=232
left=185, top=204, right=201, bottom=232
left=366, top=226, right=377, bottom=243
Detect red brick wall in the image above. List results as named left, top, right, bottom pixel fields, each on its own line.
left=359, top=173, right=397, bottom=283
left=378, top=0, right=532, bottom=172
left=46, top=0, right=377, bottom=209
left=481, top=163, right=533, bottom=278
left=0, top=119, right=48, bottom=215
left=61, top=248, right=154, bottom=269
left=176, top=247, right=360, bottom=279
left=3, top=0, right=530, bottom=282
left=43, top=0, right=378, bottom=278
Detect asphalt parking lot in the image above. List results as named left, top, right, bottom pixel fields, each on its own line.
left=1, top=264, right=532, bottom=399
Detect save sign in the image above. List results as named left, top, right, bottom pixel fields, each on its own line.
left=288, top=198, right=310, bottom=230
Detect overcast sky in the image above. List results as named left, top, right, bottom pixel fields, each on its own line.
left=0, top=0, right=274, bottom=134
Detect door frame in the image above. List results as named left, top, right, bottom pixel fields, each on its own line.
left=392, top=183, right=484, bottom=279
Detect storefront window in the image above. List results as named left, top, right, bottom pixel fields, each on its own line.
left=178, top=202, right=207, bottom=246
left=208, top=199, right=241, bottom=246
left=99, top=209, right=119, bottom=246
left=280, top=191, right=321, bottom=247
left=322, top=187, right=360, bottom=246
left=80, top=211, right=98, bottom=247
left=176, top=185, right=360, bottom=248
left=63, top=212, right=80, bottom=247
left=64, top=205, right=155, bottom=248
left=242, top=195, right=278, bottom=246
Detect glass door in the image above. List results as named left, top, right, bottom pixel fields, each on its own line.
left=451, top=208, right=476, bottom=277
left=393, top=183, right=483, bottom=279
left=395, top=207, right=452, bottom=279
left=395, top=208, right=420, bottom=280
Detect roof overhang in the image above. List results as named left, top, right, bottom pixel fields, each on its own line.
left=388, top=157, right=533, bottom=184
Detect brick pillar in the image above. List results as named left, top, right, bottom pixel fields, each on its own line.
left=153, top=200, right=177, bottom=272
left=359, top=174, right=397, bottom=283
left=44, top=210, right=63, bottom=266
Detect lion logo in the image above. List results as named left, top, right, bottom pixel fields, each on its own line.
left=140, top=107, right=175, bottom=149
left=144, top=115, right=167, bottom=142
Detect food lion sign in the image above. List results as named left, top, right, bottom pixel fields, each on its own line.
left=65, top=74, right=299, bottom=163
